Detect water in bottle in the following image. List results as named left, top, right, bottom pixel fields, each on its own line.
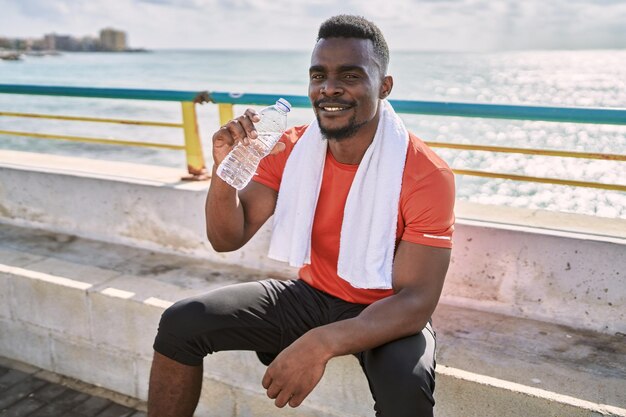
left=217, top=98, right=291, bottom=190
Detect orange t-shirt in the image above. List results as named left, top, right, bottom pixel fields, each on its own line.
left=253, top=125, right=455, bottom=305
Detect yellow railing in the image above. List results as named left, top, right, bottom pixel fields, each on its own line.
left=422, top=142, right=626, bottom=192
left=0, top=107, right=207, bottom=179
left=0, top=85, right=625, bottom=190
left=210, top=100, right=626, bottom=192
left=0, top=85, right=209, bottom=180
left=0, top=110, right=185, bottom=150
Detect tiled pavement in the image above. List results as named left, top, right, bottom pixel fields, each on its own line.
left=0, top=357, right=146, bottom=417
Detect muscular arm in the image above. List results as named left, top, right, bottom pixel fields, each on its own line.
left=308, top=242, right=449, bottom=352
left=205, top=170, right=277, bottom=251
left=204, top=109, right=284, bottom=252
left=262, top=241, right=450, bottom=408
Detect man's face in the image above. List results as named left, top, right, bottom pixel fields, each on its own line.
left=309, top=37, right=385, bottom=141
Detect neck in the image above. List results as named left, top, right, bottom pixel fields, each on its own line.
left=328, top=136, right=372, bottom=165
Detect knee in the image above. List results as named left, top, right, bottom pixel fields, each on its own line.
left=362, top=332, right=436, bottom=417
left=153, top=298, right=215, bottom=366
left=366, top=343, right=436, bottom=395
left=158, top=298, right=208, bottom=337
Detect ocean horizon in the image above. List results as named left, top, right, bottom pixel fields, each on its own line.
left=1, top=49, right=624, bottom=218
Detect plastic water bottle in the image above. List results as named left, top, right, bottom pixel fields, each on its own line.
left=216, top=98, right=291, bottom=190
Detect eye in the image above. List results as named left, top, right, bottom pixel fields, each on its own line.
left=310, top=73, right=325, bottom=80
left=344, top=73, right=360, bottom=80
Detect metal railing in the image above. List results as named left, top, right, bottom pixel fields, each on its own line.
left=0, top=84, right=625, bottom=190
left=0, top=85, right=210, bottom=179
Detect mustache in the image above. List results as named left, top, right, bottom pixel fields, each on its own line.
left=314, top=99, right=355, bottom=107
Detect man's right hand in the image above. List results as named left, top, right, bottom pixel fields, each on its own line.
left=212, top=108, right=259, bottom=166
left=206, top=108, right=283, bottom=251
left=212, top=108, right=286, bottom=167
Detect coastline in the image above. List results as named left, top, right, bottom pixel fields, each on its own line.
left=0, top=48, right=149, bottom=57
left=0, top=49, right=624, bottom=218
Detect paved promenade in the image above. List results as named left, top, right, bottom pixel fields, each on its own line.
left=0, top=357, right=146, bottom=417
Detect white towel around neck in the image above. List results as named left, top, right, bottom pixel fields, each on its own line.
left=267, top=99, right=409, bottom=289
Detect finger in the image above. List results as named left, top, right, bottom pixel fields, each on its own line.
left=244, top=108, right=261, bottom=123
left=274, top=390, right=292, bottom=408
left=265, top=382, right=282, bottom=400
left=288, top=392, right=304, bottom=408
left=223, top=118, right=248, bottom=144
left=289, top=382, right=315, bottom=408
left=269, top=141, right=286, bottom=155
left=261, top=369, right=272, bottom=390
left=240, top=109, right=259, bottom=139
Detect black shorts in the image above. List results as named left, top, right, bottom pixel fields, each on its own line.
left=153, top=279, right=436, bottom=417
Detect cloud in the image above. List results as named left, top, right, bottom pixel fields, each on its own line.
left=137, top=0, right=213, bottom=6
left=9, top=0, right=75, bottom=18
left=1, top=0, right=625, bottom=50
left=572, top=0, right=626, bottom=4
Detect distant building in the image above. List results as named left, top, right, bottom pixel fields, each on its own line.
left=44, top=34, right=80, bottom=51
left=0, top=37, right=12, bottom=50
left=79, top=36, right=101, bottom=52
left=5, top=28, right=137, bottom=52
left=43, top=34, right=57, bottom=50
left=99, top=28, right=127, bottom=52
left=28, top=38, right=47, bottom=51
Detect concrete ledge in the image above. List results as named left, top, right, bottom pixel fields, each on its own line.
left=456, top=200, right=626, bottom=241
left=1, top=150, right=624, bottom=334
left=436, top=366, right=626, bottom=417
left=443, top=221, right=625, bottom=333
left=1, top=151, right=625, bottom=416
left=1, top=224, right=625, bottom=417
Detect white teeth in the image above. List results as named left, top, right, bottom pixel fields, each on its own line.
left=323, top=107, right=343, bottom=112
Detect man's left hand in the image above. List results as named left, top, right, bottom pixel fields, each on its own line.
left=261, top=335, right=329, bottom=408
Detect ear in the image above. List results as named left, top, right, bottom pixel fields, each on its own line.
left=379, top=75, right=394, bottom=99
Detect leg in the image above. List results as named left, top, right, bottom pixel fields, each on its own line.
left=358, top=323, right=437, bottom=417
left=148, top=351, right=202, bottom=417
left=148, top=279, right=328, bottom=416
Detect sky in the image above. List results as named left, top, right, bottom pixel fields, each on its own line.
left=1, top=0, right=625, bottom=51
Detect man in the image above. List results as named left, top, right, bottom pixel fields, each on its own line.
left=148, top=15, right=455, bottom=417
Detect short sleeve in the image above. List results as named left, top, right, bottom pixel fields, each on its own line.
left=252, top=144, right=285, bottom=192
left=252, top=126, right=305, bottom=191
left=400, top=168, right=455, bottom=248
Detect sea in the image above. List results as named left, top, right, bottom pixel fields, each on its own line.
left=1, top=49, right=625, bottom=219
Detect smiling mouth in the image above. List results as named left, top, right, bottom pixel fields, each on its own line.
left=317, top=102, right=353, bottom=113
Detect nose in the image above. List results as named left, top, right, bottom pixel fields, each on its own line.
left=320, top=79, right=343, bottom=96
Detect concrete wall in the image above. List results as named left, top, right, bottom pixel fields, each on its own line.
left=4, top=254, right=622, bottom=417
left=0, top=260, right=373, bottom=417
left=1, top=150, right=625, bottom=334
left=2, top=150, right=626, bottom=417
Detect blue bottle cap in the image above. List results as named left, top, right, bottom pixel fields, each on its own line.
left=276, top=98, right=291, bottom=113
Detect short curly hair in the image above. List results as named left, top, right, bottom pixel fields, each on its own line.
left=317, top=15, right=390, bottom=74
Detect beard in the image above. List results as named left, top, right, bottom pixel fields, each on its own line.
left=316, top=110, right=368, bottom=142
